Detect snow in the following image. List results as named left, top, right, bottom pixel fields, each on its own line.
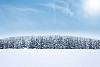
left=0, top=50, right=100, bottom=67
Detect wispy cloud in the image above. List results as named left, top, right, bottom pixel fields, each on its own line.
left=0, top=6, right=40, bottom=27
left=11, top=7, right=39, bottom=13
left=0, top=5, right=42, bottom=14
left=62, top=7, right=74, bottom=16
left=41, top=1, right=74, bottom=16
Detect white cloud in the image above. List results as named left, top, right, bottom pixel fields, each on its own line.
left=62, top=7, right=74, bottom=16
left=0, top=5, right=41, bottom=14
left=13, top=7, right=38, bottom=12
left=42, top=3, right=58, bottom=9
left=41, top=1, right=74, bottom=16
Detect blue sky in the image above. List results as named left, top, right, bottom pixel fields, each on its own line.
left=0, top=0, right=100, bottom=38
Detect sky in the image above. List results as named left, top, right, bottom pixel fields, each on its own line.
left=0, top=50, right=100, bottom=67
left=0, top=0, right=100, bottom=39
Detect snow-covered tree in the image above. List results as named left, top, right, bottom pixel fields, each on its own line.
left=0, top=36, right=100, bottom=49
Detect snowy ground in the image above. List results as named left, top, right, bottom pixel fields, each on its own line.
left=0, top=50, right=100, bottom=67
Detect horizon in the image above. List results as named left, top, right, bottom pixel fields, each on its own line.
left=0, top=32, right=100, bottom=40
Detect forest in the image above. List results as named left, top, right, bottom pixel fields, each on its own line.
left=0, top=36, right=100, bottom=49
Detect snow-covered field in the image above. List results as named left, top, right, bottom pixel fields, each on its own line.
left=0, top=50, right=100, bottom=67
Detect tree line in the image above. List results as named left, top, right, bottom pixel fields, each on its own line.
left=0, top=36, right=100, bottom=49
